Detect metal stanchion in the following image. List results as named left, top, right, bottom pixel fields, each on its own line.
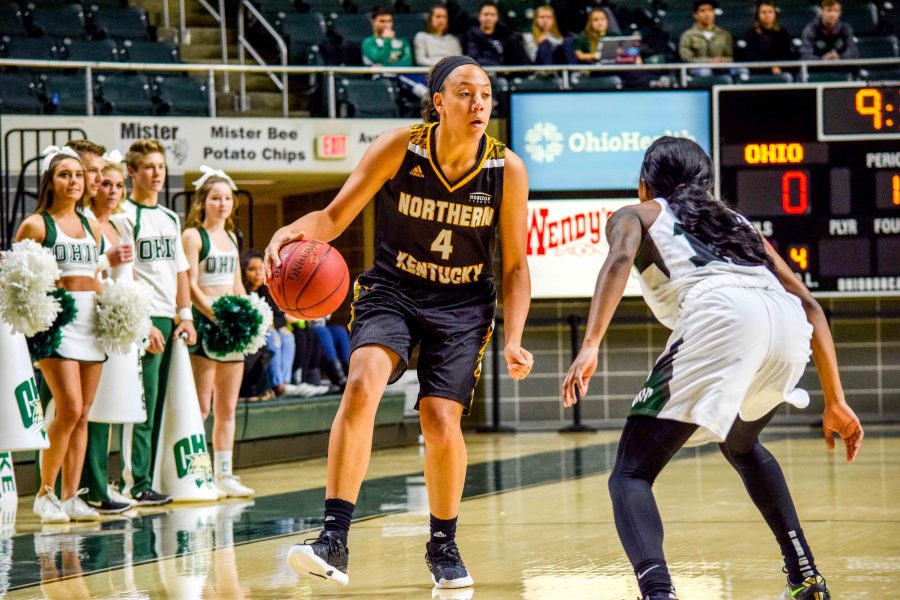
left=560, top=314, right=597, bottom=433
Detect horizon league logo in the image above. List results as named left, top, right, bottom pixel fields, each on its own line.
left=174, top=434, right=214, bottom=489
left=14, top=378, right=47, bottom=439
left=523, top=121, right=698, bottom=164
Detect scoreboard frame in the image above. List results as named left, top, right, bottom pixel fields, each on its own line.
left=713, top=82, right=900, bottom=298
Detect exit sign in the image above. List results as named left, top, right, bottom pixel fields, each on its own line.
left=316, top=134, right=347, bottom=159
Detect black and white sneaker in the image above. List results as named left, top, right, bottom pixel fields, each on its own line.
left=86, top=500, right=132, bottom=514
left=130, top=489, right=172, bottom=506
left=426, top=540, right=474, bottom=589
left=286, top=530, right=350, bottom=585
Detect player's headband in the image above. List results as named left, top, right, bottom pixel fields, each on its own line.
left=428, top=56, right=482, bottom=98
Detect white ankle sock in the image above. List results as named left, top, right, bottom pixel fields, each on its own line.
left=215, top=450, right=233, bottom=478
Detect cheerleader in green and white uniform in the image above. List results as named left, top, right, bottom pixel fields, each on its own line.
left=15, top=147, right=106, bottom=523
left=182, top=167, right=254, bottom=498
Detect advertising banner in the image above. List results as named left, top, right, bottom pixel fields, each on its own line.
left=511, top=90, right=711, bottom=191
left=527, top=199, right=643, bottom=298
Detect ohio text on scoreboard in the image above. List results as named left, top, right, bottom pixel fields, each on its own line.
left=715, top=84, right=900, bottom=296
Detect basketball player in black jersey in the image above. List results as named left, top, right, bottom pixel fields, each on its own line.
left=264, top=56, right=533, bottom=589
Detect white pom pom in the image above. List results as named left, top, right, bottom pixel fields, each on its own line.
left=94, top=278, right=153, bottom=354
left=0, top=239, right=63, bottom=336
left=244, top=292, right=273, bottom=356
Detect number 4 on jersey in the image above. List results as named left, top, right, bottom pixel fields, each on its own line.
left=430, top=229, right=454, bottom=260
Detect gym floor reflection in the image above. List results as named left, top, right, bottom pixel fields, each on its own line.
left=3, top=429, right=898, bottom=599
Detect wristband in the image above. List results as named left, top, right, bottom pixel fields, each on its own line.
left=96, top=255, right=111, bottom=273
left=178, top=307, right=194, bottom=321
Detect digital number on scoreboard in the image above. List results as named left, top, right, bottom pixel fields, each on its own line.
left=716, top=84, right=900, bottom=295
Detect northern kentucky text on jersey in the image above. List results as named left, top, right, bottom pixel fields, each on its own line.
left=397, top=192, right=496, bottom=228
left=395, top=250, right=484, bottom=284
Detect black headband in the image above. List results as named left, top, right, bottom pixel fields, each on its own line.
left=428, top=56, right=482, bottom=98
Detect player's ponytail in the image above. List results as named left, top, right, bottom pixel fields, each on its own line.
left=640, top=136, right=773, bottom=270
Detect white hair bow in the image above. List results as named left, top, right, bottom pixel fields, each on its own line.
left=40, top=145, right=81, bottom=174
left=103, top=149, right=124, bottom=164
left=192, top=165, right=237, bottom=191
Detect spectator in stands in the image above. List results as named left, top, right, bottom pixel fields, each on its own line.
left=738, top=1, right=795, bottom=70
left=414, top=4, right=462, bottom=66
left=800, top=0, right=858, bottom=60
left=240, top=251, right=275, bottom=401
left=362, top=6, right=413, bottom=68
left=308, top=316, right=350, bottom=390
left=574, top=8, right=610, bottom=63
left=523, top=5, right=564, bottom=65
left=464, top=1, right=529, bottom=65
left=679, top=1, right=734, bottom=63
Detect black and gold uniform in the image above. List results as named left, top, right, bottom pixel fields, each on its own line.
left=350, top=123, right=504, bottom=412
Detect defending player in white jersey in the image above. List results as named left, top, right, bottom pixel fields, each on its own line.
left=562, top=137, right=863, bottom=600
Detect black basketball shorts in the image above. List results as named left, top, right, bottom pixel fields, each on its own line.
left=348, top=270, right=496, bottom=414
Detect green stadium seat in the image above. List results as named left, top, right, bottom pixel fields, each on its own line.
left=0, top=72, right=44, bottom=113
left=737, top=72, right=794, bottom=84
left=90, top=7, right=150, bottom=41
left=63, top=38, right=118, bottom=62
left=4, top=37, right=59, bottom=61
left=856, top=35, right=898, bottom=59
left=840, top=3, right=878, bottom=36
left=302, top=0, right=344, bottom=17
left=122, top=40, right=179, bottom=64
left=29, top=4, right=87, bottom=40
left=392, top=12, right=424, bottom=41
left=686, top=73, right=733, bottom=88
left=331, top=13, right=373, bottom=45
left=336, top=77, right=398, bottom=117
left=805, top=70, right=853, bottom=82
left=154, top=76, right=210, bottom=116
left=509, top=76, right=562, bottom=92
left=570, top=74, right=624, bottom=90
left=0, top=2, right=26, bottom=39
left=41, top=73, right=105, bottom=115
left=280, top=12, right=327, bottom=45
left=96, top=73, right=155, bottom=114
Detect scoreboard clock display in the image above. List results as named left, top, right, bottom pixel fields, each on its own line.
left=715, top=84, right=900, bottom=295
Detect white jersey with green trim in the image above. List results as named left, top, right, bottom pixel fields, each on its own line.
left=113, top=199, right=189, bottom=318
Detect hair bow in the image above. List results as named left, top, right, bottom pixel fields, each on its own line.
left=103, top=149, right=124, bottom=164
left=192, top=165, right=238, bottom=191
left=40, top=145, right=81, bottom=175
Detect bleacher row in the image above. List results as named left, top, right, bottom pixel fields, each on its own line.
left=0, top=0, right=898, bottom=117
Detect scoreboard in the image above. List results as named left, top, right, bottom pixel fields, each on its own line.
left=715, top=84, right=900, bottom=296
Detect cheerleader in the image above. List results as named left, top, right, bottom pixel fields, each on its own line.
left=182, top=167, right=254, bottom=498
left=16, top=147, right=106, bottom=523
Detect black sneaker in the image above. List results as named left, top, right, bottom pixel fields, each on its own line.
left=130, top=489, right=172, bottom=506
left=286, top=530, right=349, bottom=585
left=425, top=540, right=474, bottom=589
left=783, top=575, right=830, bottom=599
left=86, top=500, right=132, bottom=514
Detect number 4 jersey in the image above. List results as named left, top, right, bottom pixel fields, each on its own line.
left=372, top=122, right=505, bottom=287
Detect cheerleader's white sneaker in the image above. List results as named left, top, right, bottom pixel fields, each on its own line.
left=62, top=489, right=101, bottom=522
left=33, top=487, right=69, bottom=524
left=215, top=475, right=255, bottom=498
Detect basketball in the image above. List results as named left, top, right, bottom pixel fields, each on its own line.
left=268, top=239, right=350, bottom=320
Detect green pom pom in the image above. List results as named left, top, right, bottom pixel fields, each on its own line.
left=27, top=288, right=78, bottom=360
left=199, top=295, right=263, bottom=356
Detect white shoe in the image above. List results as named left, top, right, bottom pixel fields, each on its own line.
left=216, top=474, right=255, bottom=498
left=61, top=489, right=101, bottom=522
left=33, top=487, right=70, bottom=524
left=108, top=484, right=137, bottom=507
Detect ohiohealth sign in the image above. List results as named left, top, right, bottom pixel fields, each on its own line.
left=511, top=90, right=711, bottom=191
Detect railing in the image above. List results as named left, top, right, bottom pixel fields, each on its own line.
left=0, top=56, right=898, bottom=118
left=237, top=0, right=288, bottom=117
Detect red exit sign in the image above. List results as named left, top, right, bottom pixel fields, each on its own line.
left=316, top=134, right=347, bottom=159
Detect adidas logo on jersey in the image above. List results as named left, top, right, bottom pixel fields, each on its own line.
left=409, top=165, right=425, bottom=178
left=632, top=387, right=652, bottom=407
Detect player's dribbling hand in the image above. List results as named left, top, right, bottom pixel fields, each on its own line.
left=822, top=399, right=864, bottom=462
left=146, top=326, right=165, bottom=354
left=264, top=226, right=306, bottom=280
left=504, top=343, right=533, bottom=380
left=562, top=346, right=598, bottom=408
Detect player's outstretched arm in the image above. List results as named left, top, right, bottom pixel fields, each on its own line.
left=765, top=242, right=863, bottom=462
left=562, top=206, right=642, bottom=408
left=264, top=128, right=408, bottom=277
left=499, top=150, right=533, bottom=381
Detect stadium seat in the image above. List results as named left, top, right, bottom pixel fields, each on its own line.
left=509, top=76, right=562, bottom=92
left=302, top=0, right=344, bottom=17
left=336, top=77, right=398, bottom=117
left=96, top=73, right=155, bottom=114
left=121, top=40, right=179, bottom=64
left=29, top=4, right=87, bottom=40
left=398, top=0, right=438, bottom=13
left=90, top=7, right=150, bottom=41
left=805, top=70, right=853, bottom=82
left=154, top=76, right=210, bottom=116
left=840, top=3, right=878, bottom=36
left=86, top=0, right=128, bottom=7
left=3, top=37, right=59, bottom=61
left=330, top=13, right=372, bottom=45
left=737, top=72, right=794, bottom=84
left=62, top=38, right=117, bottom=62
left=40, top=73, right=100, bottom=115
left=392, top=13, right=424, bottom=42
left=776, top=9, right=814, bottom=39
left=257, top=0, right=299, bottom=22
left=349, top=0, right=390, bottom=15
left=280, top=12, right=327, bottom=46
left=856, top=35, right=899, bottom=59
left=0, top=2, right=26, bottom=39
left=570, top=74, right=624, bottom=90
left=686, top=73, right=733, bottom=88
left=0, top=72, right=44, bottom=113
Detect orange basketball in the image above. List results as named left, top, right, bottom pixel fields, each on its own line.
left=268, top=239, right=350, bottom=320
